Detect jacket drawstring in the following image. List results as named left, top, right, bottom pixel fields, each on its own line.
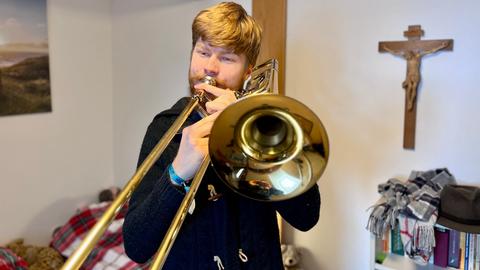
left=213, top=256, right=224, bottom=270
left=238, top=249, right=248, bottom=262
left=188, top=199, right=195, bottom=214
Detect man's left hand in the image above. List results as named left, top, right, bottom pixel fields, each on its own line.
left=194, top=83, right=237, bottom=115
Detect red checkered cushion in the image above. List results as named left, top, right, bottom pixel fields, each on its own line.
left=51, top=202, right=150, bottom=270
left=0, top=247, right=28, bottom=270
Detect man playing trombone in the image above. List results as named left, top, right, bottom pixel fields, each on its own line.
left=123, top=2, right=321, bottom=269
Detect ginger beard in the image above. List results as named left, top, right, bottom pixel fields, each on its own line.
left=188, top=70, right=246, bottom=94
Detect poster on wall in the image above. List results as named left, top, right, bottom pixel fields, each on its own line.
left=0, top=0, right=51, bottom=117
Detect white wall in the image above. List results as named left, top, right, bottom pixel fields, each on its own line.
left=112, top=0, right=208, bottom=185
left=0, top=0, right=113, bottom=245
left=284, top=1, right=480, bottom=269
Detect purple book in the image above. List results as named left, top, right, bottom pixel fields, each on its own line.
left=433, top=227, right=450, bottom=267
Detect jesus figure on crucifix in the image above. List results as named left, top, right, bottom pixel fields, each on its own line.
left=379, top=25, right=453, bottom=149
left=381, top=41, right=449, bottom=111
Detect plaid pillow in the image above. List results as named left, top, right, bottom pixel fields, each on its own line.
left=0, top=247, right=28, bottom=270
left=51, top=202, right=149, bottom=270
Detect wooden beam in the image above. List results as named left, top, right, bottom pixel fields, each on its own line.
left=252, top=0, right=286, bottom=95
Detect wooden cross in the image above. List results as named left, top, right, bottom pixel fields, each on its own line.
left=379, top=25, right=453, bottom=149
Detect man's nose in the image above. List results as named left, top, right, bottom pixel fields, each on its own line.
left=204, top=56, right=219, bottom=77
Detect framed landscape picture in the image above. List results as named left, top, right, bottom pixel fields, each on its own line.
left=0, top=0, right=51, bottom=117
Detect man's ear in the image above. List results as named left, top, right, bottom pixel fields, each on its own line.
left=244, top=65, right=253, bottom=80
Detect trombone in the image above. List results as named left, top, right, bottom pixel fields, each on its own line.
left=61, top=59, right=329, bottom=270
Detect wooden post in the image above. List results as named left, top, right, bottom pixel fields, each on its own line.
left=253, top=0, right=286, bottom=95
left=0, top=69, right=3, bottom=97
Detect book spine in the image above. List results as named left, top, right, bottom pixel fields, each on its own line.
left=384, top=228, right=390, bottom=254
left=461, top=232, right=466, bottom=270
left=475, top=234, right=480, bottom=270
left=469, top=234, right=475, bottom=270
left=375, top=235, right=387, bottom=264
left=473, top=234, right=478, bottom=270
left=448, top=229, right=461, bottom=268
left=391, top=224, right=404, bottom=256
left=434, top=226, right=450, bottom=267
left=466, top=233, right=470, bottom=270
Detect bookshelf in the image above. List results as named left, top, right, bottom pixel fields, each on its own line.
left=370, top=234, right=458, bottom=270
left=370, top=228, right=480, bottom=270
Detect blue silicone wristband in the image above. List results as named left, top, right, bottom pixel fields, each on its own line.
left=168, top=163, right=186, bottom=186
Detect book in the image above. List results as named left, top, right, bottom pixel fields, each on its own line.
left=375, top=235, right=387, bottom=264
left=468, top=234, right=475, bottom=270
left=391, top=224, right=404, bottom=256
left=461, top=232, right=466, bottom=270
left=448, top=229, right=461, bottom=268
left=465, top=233, right=470, bottom=270
left=429, top=252, right=435, bottom=264
left=434, top=226, right=450, bottom=267
left=470, top=234, right=477, bottom=270
left=476, top=234, right=480, bottom=270
left=384, top=229, right=390, bottom=253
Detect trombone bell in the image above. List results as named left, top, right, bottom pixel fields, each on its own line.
left=209, top=94, right=329, bottom=201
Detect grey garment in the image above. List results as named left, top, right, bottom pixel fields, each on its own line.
left=367, top=168, right=456, bottom=237
left=406, top=169, right=456, bottom=219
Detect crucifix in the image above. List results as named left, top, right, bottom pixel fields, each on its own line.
left=379, top=25, right=453, bottom=149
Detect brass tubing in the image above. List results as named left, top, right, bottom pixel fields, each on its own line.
left=61, top=98, right=200, bottom=270
left=150, top=156, right=211, bottom=270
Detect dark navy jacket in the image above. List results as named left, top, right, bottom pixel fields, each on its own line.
left=123, top=97, right=321, bottom=270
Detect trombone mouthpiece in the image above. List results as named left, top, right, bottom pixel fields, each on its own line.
left=201, top=76, right=217, bottom=86
left=194, top=76, right=217, bottom=116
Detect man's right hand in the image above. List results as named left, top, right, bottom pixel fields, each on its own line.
left=171, top=83, right=238, bottom=181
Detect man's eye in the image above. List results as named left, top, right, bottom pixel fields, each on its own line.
left=221, top=56, right=235, bottom=62
left=197, top=50, right=210, bottom=57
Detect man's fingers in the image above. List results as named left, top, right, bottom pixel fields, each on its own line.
left=205, top=99, right=230, bottom=114
left=187, top=111, right=220, bottom=137
left=194, top=83, right=232, bottom=98
left=190, top=120, right=214, bottom=138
